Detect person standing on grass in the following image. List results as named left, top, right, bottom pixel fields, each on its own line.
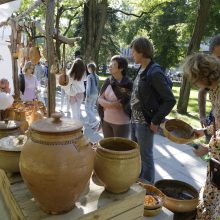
left=97, top=55, right=133, bottom=138
left=85, top=62, right=99, bottom=128
left=130, top=37, right=176, bottom=183
left=198, top=34, right=220, bottom=143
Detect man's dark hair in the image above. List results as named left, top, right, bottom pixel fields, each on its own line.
left=111, top=55, right=128, bottom=76
left=74, top=50, right=82, bottom=59
left=209, top=34, right=220, bottom=53
left=130, top=37, right=154, bottom=59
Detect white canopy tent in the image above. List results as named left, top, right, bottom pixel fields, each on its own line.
left=0, top=0, right=21, bottom=94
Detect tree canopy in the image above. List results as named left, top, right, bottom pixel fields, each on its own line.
left=15, top=0, right=220, bottom=69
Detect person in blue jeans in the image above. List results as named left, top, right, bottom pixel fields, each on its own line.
left=130, top=37, right=176, bottom=183
left=85, top=62, right=99, bottom=128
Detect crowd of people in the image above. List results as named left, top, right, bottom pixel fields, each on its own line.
left=1, top=35, right=220, bottom=219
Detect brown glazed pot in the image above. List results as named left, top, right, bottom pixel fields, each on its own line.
left=155, top=179, right=199, bottom=213
left=19, top=113, right=94, bottom=214
left=94, top=137, right=141, bottom=193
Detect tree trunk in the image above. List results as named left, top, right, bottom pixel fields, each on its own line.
left=83, top=0, right=108, bottom=64
left=9, top=18, right=19, bottom=99
left=45, top=0, right=56, bottom=117
left=177, top=0, right=211, bottom=114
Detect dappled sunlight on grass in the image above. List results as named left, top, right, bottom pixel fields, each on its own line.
left=169, top=84, right=212, bottom=129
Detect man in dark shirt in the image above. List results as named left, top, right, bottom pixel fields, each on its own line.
left=130, top=37, right=176, bottom=183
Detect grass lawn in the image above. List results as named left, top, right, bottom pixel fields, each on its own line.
left=169, top=83, right=212, bottom=129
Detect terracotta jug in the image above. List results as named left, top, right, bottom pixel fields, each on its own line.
left=59, top=69, right=69, bottom=86
left=18, top=43, right=25, bottom=66
left=19, top=113, right=94, bottom=214
left=2, top=108, right=15, bottom=120
left=94, top=137, right=141, bottom=193
left=29, top=46, right=41, bottom=65
left=14, top=110, right=29, bottom=133
left=28, top=100, right=43, bottom=125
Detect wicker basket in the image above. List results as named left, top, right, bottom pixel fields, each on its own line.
left=162, top=119, right=195, bottom=144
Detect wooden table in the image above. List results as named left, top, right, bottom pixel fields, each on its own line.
left=0, top=170, right=146, bottom=220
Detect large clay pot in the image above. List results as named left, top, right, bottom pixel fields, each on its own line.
left=94, top=137, right=141, bottom=193
left=19, top=113, right=94, bottom=214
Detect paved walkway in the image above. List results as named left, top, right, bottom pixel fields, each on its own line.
left=54, top=90, right=207, bottom=192
left=84, top=122, right=207, bottom=191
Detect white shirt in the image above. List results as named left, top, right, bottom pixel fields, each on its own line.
left=0, top=92, right=14, bottom=110
left=62, top=77, right=85, bottom=96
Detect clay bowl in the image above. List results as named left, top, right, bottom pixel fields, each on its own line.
left=139, top=182, right=165, bottom=209
left=139, top=183, right=165, bottom=217
left=163, top=119, right=195, bottom=144
left=155, top=179, right=199, bottom=213
left=143, top=207, right=162, bottom=217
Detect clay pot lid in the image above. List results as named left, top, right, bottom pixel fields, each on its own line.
left=0, top=120, right=20, bottom=130
left=30, top=113, right=83, bottom=133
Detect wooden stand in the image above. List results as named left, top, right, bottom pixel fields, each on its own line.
left=0, top=170, right=145, bottom=220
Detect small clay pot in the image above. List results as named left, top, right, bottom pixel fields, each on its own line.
left=14, top=110, right=29, bottom=133
left=59, top=71, right=69, bottom=86
left=94, top=137, right=141, bottom=193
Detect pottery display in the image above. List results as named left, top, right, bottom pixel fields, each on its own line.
left=19, top=113, right=94, bottom=214
left=155, top=179, right=199, bottom=212
left=0, top=120, right=21, bottom=139
left=94, top=137, right=141, bottom=193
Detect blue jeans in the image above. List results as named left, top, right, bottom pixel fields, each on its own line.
left=85, top=94, right=98, bottom=124
left=131, top=122, right=155, bottom=183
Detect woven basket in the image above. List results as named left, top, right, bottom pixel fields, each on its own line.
left=163, top=119, right=195, bottom=144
